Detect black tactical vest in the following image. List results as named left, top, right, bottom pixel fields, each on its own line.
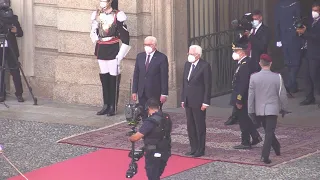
left=143, top=111, right=171, bottom=152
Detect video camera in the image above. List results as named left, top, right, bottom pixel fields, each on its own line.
left=293, top=16, right=307, bottom=29
left=231, top=13, right=254, bottom=32
left=0, top=0, right=13, bottom=34
left=125, top=80, right=145, bottom=178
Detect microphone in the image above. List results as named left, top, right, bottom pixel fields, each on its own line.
left=231, top=19, right=239, bottom=28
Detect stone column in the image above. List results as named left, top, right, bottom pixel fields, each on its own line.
left=151, top=0, right=177, bottom=108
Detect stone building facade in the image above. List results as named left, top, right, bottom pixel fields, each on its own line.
left=11, top=0, right=281, bottom=110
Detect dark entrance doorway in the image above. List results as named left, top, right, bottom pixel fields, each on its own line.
left=187, top=0, right=265, bottom=97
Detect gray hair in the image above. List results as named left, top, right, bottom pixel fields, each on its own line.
left=189, top=45, right=202, bottom=57
left=144, top=36, right=157, bottom=45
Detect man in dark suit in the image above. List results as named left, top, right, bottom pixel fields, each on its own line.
left=181, top=45, right=212, bottom=157
left=244, top=9, right=270, bottom=73
left=297, top=1, right=320, bottom=106
left=0, top=9, right=24, bottom=102
left=230, top=42, right=262, bottom=149
left=132, top=36, right=169, bottom=113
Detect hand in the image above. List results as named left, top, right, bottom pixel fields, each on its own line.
left=236, top=103, right=243, bottom=110
left=248, top=113, right=257, bottom=125
left=296, top=26, right=306, bottom=35
left=243, top=31, right=250, bottom=37
left=201, top=105, right=207, bottom=111
left=276, top=41, right=282, bottom=47
left=279, top=110, right=291, bottom=118
left=181, top=102, right=184, bottom=109
left=160, top=96, right=167, bottom=104
left=11, top=26, right=17, bottom=33
left=131, top=93, right=137, bottom=101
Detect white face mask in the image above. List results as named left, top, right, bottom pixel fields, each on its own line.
left=232, top=52, right=240, bottom=60
left=188, top=55, right=196, bottom=63
left=312, top=11, right=320, bottom=19
left=252, top=20, right=260, bottom=28
left=100, top=2, right=107, bottom=8
left=144, top=46, right=153, bottom=54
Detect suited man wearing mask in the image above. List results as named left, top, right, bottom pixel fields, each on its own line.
left=230, top=42, right=262, bottom=149
left=296, top=1, right=320, bottom=106
left=243, top=10, right=270, bottom=73
left=181, top=45, right=212, bottom=157
left=132, top=36, right=169, bottom=115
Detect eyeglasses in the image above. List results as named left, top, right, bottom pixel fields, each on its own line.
left=144, top=44, right=154, bottom=46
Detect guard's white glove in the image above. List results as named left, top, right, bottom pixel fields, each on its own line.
left=116, top=44, right=131, bottom=65
left=276, top=41, right=282, bottom=47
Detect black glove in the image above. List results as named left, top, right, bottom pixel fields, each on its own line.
left=279, top=110, right=291, bottom=118
left=248, top=113, right=257, bottom=125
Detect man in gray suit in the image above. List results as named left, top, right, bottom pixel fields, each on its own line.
left=248, top=54, right=289, bottom=164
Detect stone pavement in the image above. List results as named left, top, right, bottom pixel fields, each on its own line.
left=0, top=92, right=320, bottom=179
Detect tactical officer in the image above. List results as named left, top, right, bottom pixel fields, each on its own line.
left=230, top=41, right=262, bottom=149
left=129, top=98, right=172, bottom=180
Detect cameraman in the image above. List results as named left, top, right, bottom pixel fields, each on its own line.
left=0, top=4, right=24, bottom=102
left=129, top=98, right=172, bottom=180
left=296, top=1, right=320, bottom=106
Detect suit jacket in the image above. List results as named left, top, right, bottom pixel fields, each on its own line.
left=301, top=18, right=320, bottom=60
left=132, top=50, right=169, bottom=99
left=2, top=15, right=23, bottom=58
left=230, top=57, right=251, bottom=106
left=248, top=69, right=288, bottom=116
left=249, top=23, right=270, bottom=65
left=181, top=59, right=212, bottom=108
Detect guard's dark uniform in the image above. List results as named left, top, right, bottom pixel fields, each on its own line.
left=90, top=3, right=130, bottom=116
left=230, top=45, right=261, bottom=148
left=139, top=111, right=172, bottom=180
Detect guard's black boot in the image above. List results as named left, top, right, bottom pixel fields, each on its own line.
left=97, top=73, right=110, bottom=115
left=106, top=74, right=118, bottom=116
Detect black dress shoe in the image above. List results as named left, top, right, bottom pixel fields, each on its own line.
left=107, top=105, right=116, bottom=116
left=261, top=157, right=272, bottom=164
left=300, top=98, right=315, bottom=106
left=185, top=151, right=196, bottom=156
left=17, top=96, right=24, bottom=102
left=224, top=116, right=238, bottom=125
left=251, top=137, right=263, bottom=146
left=96, top=105, right=109, bottom=115
left=233, top=144, right=252, bottom=149
left=193, top=152, right=204, bottom=157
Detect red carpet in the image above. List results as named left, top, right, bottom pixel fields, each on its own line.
left=9, top=149, right=212, bottom=180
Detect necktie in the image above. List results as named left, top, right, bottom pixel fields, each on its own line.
left=312, top=19, right=318, bottom=27
left=145, top=55, right=150, bottom=70
left=189, top=64, right=196, bottom=80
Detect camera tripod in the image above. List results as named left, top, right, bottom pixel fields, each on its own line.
left=0, top=33, right=37, bottom=106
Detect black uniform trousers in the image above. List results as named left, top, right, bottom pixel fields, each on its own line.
left=185, top=106, right=206, bottom=154
left=99, top=73, right=120, bottom=107
left=305, top=58, right=320, bottom=100
left=236, top=104, right=260, bottom=145
left=0, top=48, right=23, bottom=98
left=144, top=151, right=169, bottom=180
left=256, top=115, right=280, bottom=159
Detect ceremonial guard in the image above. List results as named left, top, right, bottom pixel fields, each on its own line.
left=230, top=42, right=262, bottom=149
left=90, top=0, right=130, bottom=116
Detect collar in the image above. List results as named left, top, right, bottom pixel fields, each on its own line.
left=191, top=59, right=200, bottom=66
left=314, top=17, right=320, bottom=22
left=147, top=50, right=156, bottom=57
left=238, top=56, right=247, bottom=64
left=252, top=22, right=262, bottom=32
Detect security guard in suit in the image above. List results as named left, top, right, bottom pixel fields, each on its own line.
left=230, top=41, right=262, bottom=149
left=129, top=98, right=172, bottom=180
